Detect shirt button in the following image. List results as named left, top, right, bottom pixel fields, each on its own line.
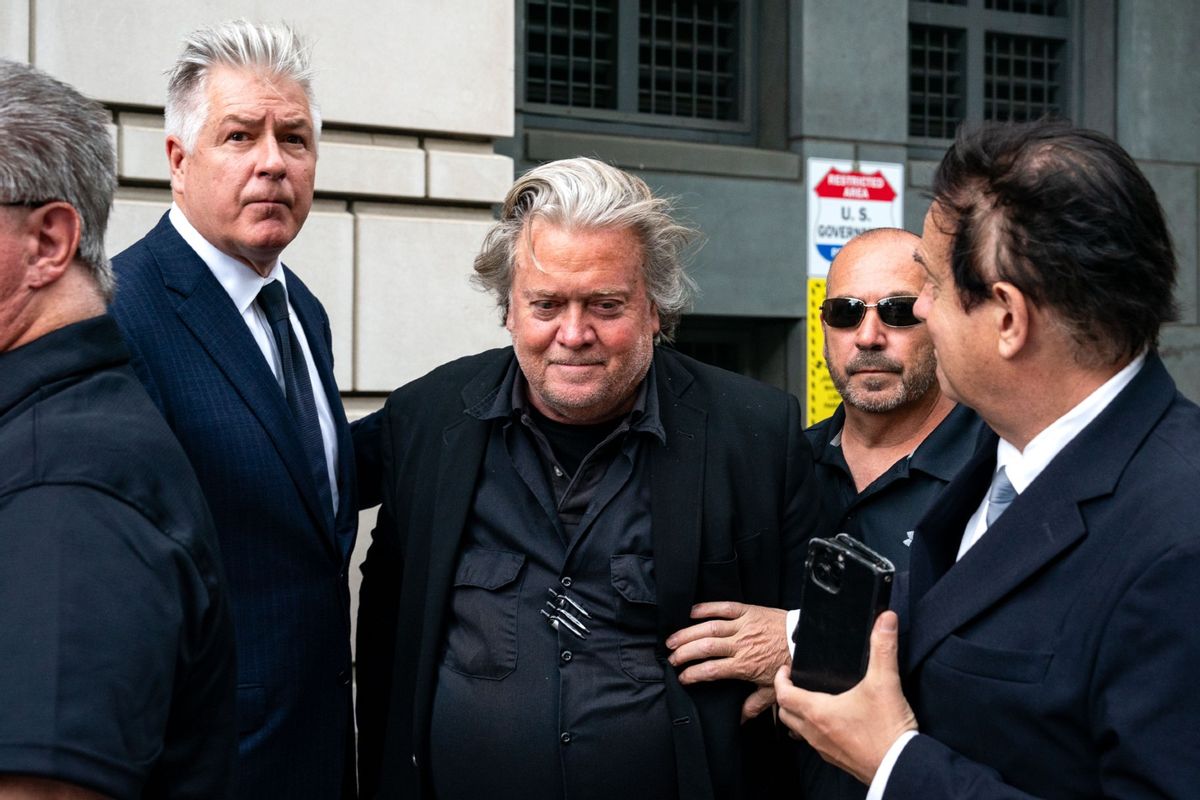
left=560, top=576, right=573, bottom=588
left=560, top=732, right=572, bottom=744
left=561, top=650, right=573, bottom=663
left=553, top=465, right=564, bottom=477
left=412, top=754, right=418, bottom=767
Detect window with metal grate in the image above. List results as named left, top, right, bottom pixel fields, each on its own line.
left=908, top=0, right=1071, bottom=140
left=910, top=24, right=966, bottom=139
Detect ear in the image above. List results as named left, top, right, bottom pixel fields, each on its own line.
left=991, top=281, right=1029, bottom=360
left=24, top=203, right=82, bottom=290
left=166, top=135, right=188, bottom=193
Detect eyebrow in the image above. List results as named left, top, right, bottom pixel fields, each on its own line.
left=520, top=287, right=630, bottom=299
left=220, top=113, right=311, bottom=130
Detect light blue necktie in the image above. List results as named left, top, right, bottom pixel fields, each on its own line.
left=986, top=466, right=1017, bottom=527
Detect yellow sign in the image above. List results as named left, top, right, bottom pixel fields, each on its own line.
left=806, top=277, right=841, bottom=428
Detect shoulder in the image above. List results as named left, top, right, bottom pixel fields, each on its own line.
left=655, top=346, right=799, bottom=418
left=386, top=347, right=513, bottom=410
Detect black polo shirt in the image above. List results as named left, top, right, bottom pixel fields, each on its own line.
left=428, top=360, right=677, bottom=800
left=0, top=316, right=236, bottom=798
left=805, top=403, right=985, bottom=567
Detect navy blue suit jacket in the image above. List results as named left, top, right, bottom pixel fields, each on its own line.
left=111, top=214, right=358, bottom=799
left=889, top=354, right=1200, bottom=798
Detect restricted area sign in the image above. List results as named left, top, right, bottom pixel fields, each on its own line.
left=805, top=158, right=904, bottom=427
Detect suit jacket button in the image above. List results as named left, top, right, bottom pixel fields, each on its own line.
left=412, top=754, right=418, bottom=767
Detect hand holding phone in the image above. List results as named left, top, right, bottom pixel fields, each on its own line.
left=790, top=533, right=894, bottom=694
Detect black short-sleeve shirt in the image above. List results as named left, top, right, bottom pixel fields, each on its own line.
left=804, top=403, right=986, bottom=567
left=0, top=316, right=236, bottom=798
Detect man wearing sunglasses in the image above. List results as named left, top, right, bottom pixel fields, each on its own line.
left=807, top=228, right=983, bottom=570
left=774, top=120, right=1200, bottom=798
left=666, top=229, right=982, bottom=739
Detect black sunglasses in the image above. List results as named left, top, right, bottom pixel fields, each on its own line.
left=820, top=295, right=921, bottom=329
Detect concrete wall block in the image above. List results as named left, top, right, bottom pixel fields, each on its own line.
left=118, top=113, right=170, bottom=183
left=425, top=140, right=514, bottom=203
left=316, top=132, right=425, bottom=198
left=286, top=201, right=357, bottom=388
left=637, top=171, right=806, bottom=317
left=1160, top=324, right=1200, bottom=403
left=2, top=0, right=29, bottom=62
left=1116, top=0, right=1200, bottom=162
left=1139, top=161, right=1198, bottom=326
left=796, top=0, right=908, bottom=142
left=108, top=189, right=172, bottom=258
left=34, top=1, right=513, bottom=138
left=354, top=204, right=510, bottom=392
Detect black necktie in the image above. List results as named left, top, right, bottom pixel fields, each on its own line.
left=257, top=280, right=334, bottom=518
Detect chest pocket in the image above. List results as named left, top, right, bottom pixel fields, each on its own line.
left=611, top=554, right=665, bottom=682
left=443, top=548, right=526, bottom=680
left=931, top=635, right=1053, bottom=684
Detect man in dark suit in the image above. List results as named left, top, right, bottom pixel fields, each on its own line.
left=110, top=20, right=359, bottom=799
left=356, top=157, right=820, bottom=799
left=774, top=119, right=1200, bottom=797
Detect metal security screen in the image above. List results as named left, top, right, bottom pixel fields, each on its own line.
left=984, top=0, right=1065, bottom=15
left=637, top=1, right=740, bottom=120
left=985, top=33, right=1064, bottom=121
left=526, top=0, right=619, bottom=109
left=910, top=25, right=966, bottom=138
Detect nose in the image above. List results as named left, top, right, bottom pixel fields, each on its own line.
left=256, top=136, right=286, bottom=180
left=914, top=283, right=931, bottom=322
left=556, top=304, right=596, bottom=349
left=853, top=306, right=887, bottom=350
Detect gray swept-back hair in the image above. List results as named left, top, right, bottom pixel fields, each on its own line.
left=165, top=19, right=321, bottom=154
left=473, top=157, right=698, bottom=340
left=0, top=59, right=116, bottom=299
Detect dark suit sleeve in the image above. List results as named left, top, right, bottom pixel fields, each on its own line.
left=352, top=409, right=385, bottom=510
left=355, top=406, right=404, bottom=798
left=781, top=393, right=821, bottom=608
left=886, top=539, right=1200, bottom=800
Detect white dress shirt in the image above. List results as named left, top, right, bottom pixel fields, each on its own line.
left=169, top=204, right=340, bottom=512
left=865, top=352, right=1146, bottom=799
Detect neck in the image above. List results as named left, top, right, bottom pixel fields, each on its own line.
left=2, top=267, right=105, bottom=351
left=841, top=388, right=955, bottom=450
left=988, top=357, right=1129, bottom=451
left=838, top=389, right=956, bottom=493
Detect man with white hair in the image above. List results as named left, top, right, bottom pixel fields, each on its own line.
left=356, top=157, right=820, bottom=799
left=111, top=20, right=359, bottom=798
left=0, top=59, right=235, bottom=798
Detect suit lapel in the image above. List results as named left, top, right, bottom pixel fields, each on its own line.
left=413, top=365, right=500, bottom=731
left=145, top=217, right=336, bottom=551
left=649, top=353, right=707, bottom=638
left=904, top=354, right=1178, bottom=673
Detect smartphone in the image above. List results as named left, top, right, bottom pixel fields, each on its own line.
left=790, top=533, right=895, bottom=694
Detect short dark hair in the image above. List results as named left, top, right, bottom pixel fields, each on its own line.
left=931, top=118, right=1178, bottom=366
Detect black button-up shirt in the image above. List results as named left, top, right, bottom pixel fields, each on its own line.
left=805, top=403, right=986, bottom=567
left=428, top=360, right=678, bottom=800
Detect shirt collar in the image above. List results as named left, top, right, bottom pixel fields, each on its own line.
left=0, top=315, right=128, bottom=418
left=995, top=352, right=1147, bottom=493
left=169, top=203, right=285, bottom=313
left=470, top=353, right=666, bottom=443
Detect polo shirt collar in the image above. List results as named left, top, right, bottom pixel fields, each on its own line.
left=0, top=315, right=127, bottom=417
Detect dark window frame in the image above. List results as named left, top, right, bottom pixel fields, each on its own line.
left=908, top=0, right=1073, bottom=146
left=517, top=0, right=757, bottom=141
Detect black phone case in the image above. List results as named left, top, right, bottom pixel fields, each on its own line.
left=790, top=534, right=895, bottom=694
